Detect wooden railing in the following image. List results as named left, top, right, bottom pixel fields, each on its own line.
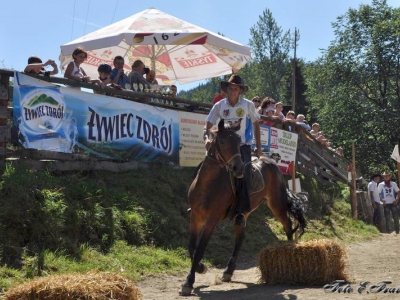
left=0, top=69, right=351, bottom=188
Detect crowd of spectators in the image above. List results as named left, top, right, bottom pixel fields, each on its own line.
left=23, top=47, right=177, bottom=98
left=248, top=95, right=344, bottom=156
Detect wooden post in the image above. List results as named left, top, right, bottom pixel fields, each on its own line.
left=397, top=142, right=400, bottom=185
left=291, top=28, right=297, bottom=112
left=350, top=142, right=358, bottom=219
left=291, top=160, right=299, bottom=242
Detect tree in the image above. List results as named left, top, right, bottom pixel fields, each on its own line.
left=248, top=9, right=297, bottom=103
left=305, top=0, right=400, bottom=175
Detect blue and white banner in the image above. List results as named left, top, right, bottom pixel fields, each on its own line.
left=13, top=72, right=180, bottom=165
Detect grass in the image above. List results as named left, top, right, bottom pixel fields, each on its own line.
left=0, top=164, right=379, bottom=294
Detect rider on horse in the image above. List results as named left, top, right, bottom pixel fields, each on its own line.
left=203, top=75, right=262, bottom=227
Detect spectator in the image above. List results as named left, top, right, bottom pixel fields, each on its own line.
left=110, top=56, right=130, bottom=89
left=128, top=59, right=150, bottom=91
left=259, top=97, right=276, bottom=114
left=251, top=96, right=261, bottom=109
left=24, top=56, right=58, bottom=76
left=93, top=64, right=122, bottom=95
left=336, top=147, right=344, bottom=156
left=296, top=114, right=311, bottom=131
left=378, top=171, right=400, bottom=234
left=286, top=110, right=295, bottom=120
left=310, top=123, right=320, bottom=137
left=316, top=131, right=329, bottom=145
left=146, top=69, right=159, bottom=85
left=369, top=174, right=382, bottom=230
left=284, top=110, right=296, bottom=131
left=64, top=46, right=91, bottom=83
left=170, top=85, right=177, bottom=97
left=213, top=88, right=227, bottom=104
left=274, top=102, right=286, bottom=120
left=260, top=107, right=275, bottom=127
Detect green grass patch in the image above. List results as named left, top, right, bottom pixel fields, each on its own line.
left=0, top=165, right=379, bottom=293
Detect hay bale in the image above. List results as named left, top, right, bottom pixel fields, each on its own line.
left=4, top=271, right=142, bottom=300
left=259, top=239, right=348, bottom=285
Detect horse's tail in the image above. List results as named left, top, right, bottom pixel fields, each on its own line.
left=286, top=189, right=307, bottom=238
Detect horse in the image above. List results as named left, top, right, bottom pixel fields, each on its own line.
left=179, top=119, right=306, bottom=296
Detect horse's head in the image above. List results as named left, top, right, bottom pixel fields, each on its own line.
left=212, top=119, right=244, bottom=178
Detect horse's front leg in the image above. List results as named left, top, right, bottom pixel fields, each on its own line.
left=180, top=218, right=217, bottom=296
left=187, top=218, right=208, bottom=274
left=221, top=223, right=246, bottom=282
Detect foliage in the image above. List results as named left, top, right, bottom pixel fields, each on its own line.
left=304, top=0, right=400, bottom=176
left=247, top=9, right=297, bottom=103
left=178, top=9, right=304, bottom=107
left=0, top=165, right=192, bottom=268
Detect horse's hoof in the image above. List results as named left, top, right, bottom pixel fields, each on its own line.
left=179, top=285, right=193, bottom=296
left=195, top=262, right=208, bottom=274
left=221, top=272, right=232, bottom=282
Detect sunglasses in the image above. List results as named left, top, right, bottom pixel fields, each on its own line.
left=253, top=100, right=260, bottom=103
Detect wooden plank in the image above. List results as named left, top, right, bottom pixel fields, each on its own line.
left=0, top=106, right=12, bottom=118
left=299, top=134, right=349, bottom=170
left=0, top=125, right=10, bottom=141
left=18, top=148, right=107, bottom=161
left=0, top=83, right=8, bottom=100
left=297, top=164, right=336, bottom=186
left=307, top=146, right=348, bottom=183
left=7, top=159, right=152, bottom=172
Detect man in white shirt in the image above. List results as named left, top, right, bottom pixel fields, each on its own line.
left=204, top=75, right=262, bottom=227
left=378, top=171, right=400, bottom=234
left=368, top=174, right=382, bottom=229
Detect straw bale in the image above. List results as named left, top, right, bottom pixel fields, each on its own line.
left=259, top=239, right=348, bottom=285
left=3, top=271, right=142, bottom=300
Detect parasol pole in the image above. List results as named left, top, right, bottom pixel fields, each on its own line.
left=292, top=160, right=299, bottom=242
left=350, top=142, right=358, bottom=220
left=151, top=45, right=156, bottom=74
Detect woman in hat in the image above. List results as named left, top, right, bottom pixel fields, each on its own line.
left=378, top=171, right=400, bottom=234
left=203, top=75, right=261, bottom=227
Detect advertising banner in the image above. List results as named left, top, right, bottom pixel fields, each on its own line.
left=13, top=72, right=180, bottom=165
left=269, top=127, right=298, bottom=175
left=179, top=111, right=206, bottom=167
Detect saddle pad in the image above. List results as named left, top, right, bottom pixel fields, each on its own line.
left=247, top=158, right=265, bottom=195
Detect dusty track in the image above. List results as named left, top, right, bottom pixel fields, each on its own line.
left=137, top=232, right=400, bottom=300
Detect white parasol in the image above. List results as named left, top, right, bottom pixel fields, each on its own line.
left=59, top=8, right=251, bottom=85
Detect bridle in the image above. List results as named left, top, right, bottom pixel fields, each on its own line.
left=208, top=130, right=242, bottom=172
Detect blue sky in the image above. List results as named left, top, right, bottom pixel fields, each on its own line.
left=1, top=0, right=398, bottom=91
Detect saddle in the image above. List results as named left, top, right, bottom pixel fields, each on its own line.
left=226, top=158, right=265, bottom=220
left=229, top=157, right=265, bottom=196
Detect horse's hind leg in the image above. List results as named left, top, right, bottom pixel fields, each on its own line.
left=267, top=185, right=294, bottom=240
left=221, top=224, right=246, bottom=282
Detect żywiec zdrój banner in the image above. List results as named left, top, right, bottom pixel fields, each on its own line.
left=13, top=72, right=180, bottom=164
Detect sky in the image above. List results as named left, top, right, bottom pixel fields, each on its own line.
left=1, top=0, right=398, bottom=92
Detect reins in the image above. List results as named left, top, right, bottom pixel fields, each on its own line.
left=207, top=131, right=241, bottom=172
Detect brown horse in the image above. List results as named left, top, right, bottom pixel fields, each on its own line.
left=179, top=119, right=306, bottom=296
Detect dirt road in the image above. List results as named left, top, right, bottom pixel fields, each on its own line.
left=137, top=232, right=400, bottom=300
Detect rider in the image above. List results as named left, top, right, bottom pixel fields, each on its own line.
left=203, top=75, right=262, bottom=227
